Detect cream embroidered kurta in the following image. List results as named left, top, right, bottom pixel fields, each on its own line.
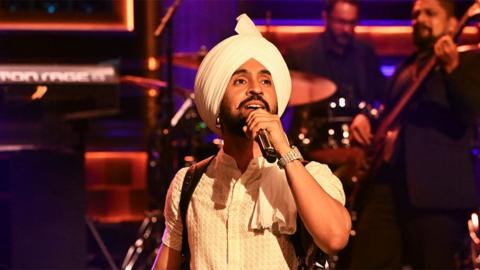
left=162, top=149, right=345, bottom=270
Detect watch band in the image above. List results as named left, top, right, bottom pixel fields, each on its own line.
left=277, top=146, right=304, bottom=169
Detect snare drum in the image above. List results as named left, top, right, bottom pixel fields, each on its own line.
left=294, top=97, right=363, bottom=151
left=291, top=97, right=369, bottom=190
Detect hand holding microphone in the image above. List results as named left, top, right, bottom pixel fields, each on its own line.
left=246, top=109, right=291, bottom=163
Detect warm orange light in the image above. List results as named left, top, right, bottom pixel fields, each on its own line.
left=125, top=0, right=135, bottom=32
left=85, top=151, right=147, bottom=160
left=0, top=0, right=134, bottom=32
left=147, top=56, right=160, bottom=71
left=90, top=215, right=147, bottom=223
left=31, top=85, right=48, bottom=100
left=257, top=25, right=478, bottom=35
left=148, top=88, right=159, bottom=97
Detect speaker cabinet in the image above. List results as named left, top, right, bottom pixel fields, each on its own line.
left=0, top=149, right=86, bottom=269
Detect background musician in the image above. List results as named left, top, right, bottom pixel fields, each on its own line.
left=285, top=0, right=386, bottom=185
left=348, top=0, right=480, bottom=268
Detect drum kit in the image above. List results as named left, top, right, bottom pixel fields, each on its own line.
left=289, top=70, right=368, bottom=189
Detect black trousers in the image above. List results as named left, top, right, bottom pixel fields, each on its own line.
left=347, top=183, right=471, bottom=269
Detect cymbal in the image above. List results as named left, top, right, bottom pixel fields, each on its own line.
left=289, top=71, right=336, bottom=106
left=120, top=75, right=191, bottom=98
left=161, top=52, right=203, bottom=70
left=121, top=75, right=167, bottom=89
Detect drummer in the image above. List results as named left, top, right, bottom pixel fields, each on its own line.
left=285, top=0, right=386, bottom=158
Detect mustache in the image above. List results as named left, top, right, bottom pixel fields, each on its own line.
left=413, top=23, right=432, bottom=35
left=412, top=23, right=436, bottom=50
left=236, top=94, right=271, bottom=112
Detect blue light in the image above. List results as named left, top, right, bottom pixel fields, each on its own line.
left=47, top=5, right=56, bottom=14
left=381, top=65, right=396, bottom=77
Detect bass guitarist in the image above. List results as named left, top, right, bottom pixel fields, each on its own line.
left=347, top=0, right=480, bottom=268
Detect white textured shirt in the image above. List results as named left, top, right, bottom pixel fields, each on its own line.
left=162, top=148, right=345, bottom=270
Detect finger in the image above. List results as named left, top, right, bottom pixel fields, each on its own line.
left=353, top=125, right=372, bottom=145
left=443, top=39, right=456, bottom=55
left=246, top=115, right=271, bottom=135
left=248, top=118, right=280, bottom=138
left=246, top=112, right=275, bottom=126
left=351, top=128, right=367, bottom=146
left=247, top=112, right=280, bottom=132
left=434, top=41, right=443, bottom=58
left=246, top=108, right=269, bottom=123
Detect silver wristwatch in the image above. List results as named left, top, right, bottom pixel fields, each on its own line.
left=277, top=146, right=304, bottom=169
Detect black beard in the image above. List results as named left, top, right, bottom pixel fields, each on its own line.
left=326, top=28, right=353, bottom=51
left=218, top=103, right=247, bottom=138
left=413, top=24, right=436, bottom=51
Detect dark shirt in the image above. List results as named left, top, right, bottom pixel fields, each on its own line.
left=285, top=34, right=386, bottom=150
left=386, top=49, right=480, bottom=209
left=287, top=34, right=386, bottom=105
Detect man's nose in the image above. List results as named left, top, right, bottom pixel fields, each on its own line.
left=247, top=82, right=263, bottom=95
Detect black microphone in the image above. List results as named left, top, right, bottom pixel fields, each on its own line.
left=256, top=129, right=278, bottom=163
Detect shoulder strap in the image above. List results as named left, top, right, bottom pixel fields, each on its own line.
left=179, top=155, right=216, bottom=266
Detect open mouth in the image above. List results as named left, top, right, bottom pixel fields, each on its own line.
left=237, top=95, right=270, bottom=112
left=244, top=102, right=266, bottom=110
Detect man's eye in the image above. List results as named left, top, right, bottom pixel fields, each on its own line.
left=261, top=79, right=272, bottom=85
left=234, top=78, right=246, bottom=85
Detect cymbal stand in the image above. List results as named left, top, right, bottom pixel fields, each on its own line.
left=85, top=216, right=120, bottom=270
left=121, top=210, right=163, bottom=270
left=121, top=94, right=194, bottom=270
left=170, top=93, right=194, bottom=128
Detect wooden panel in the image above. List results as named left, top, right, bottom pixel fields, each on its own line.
left=85, top=151, right=148, bottom=222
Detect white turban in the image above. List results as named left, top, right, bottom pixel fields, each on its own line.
left=194, top=14, right=291, bottom=135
